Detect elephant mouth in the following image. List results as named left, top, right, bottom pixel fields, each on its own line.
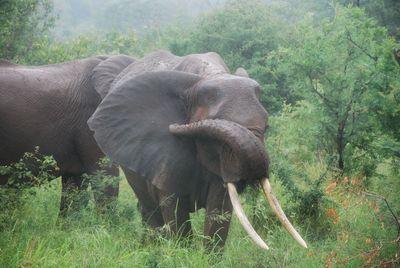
left=169, top=119, right=307, bottom=249
left=170, top=119, right=268, bottom=182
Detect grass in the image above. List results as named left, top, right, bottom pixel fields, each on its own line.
left=0, top=166, right=399, bottom=267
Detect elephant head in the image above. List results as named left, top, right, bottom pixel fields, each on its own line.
left=88, top=52, right=307, bottom=249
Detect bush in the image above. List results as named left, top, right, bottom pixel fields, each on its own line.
left=0, top=148, right=58, bottom=228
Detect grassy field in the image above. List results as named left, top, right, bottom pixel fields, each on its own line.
left=0, top=170, right=399, bottom=267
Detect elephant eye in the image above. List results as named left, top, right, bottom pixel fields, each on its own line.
left=197, top=86, right=219, bottom=105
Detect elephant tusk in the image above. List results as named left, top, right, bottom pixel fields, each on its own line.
left=227, top=182, right=269, bottom=250
left=261, top=178, right=308, bottom=248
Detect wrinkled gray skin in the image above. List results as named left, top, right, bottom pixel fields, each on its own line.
left=0, top=55, right=133, bottom=214
left=88, top=51, right=269, bottom=250
left=0, top=51, right=269, bottom=250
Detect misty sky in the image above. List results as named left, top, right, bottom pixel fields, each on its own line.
left=52, top=0, right=226, bottom=38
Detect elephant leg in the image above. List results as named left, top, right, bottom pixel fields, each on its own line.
left=59, top=174, right=89, bottom=217
left=91, top=165, right=120, bottom=211
left=203, top=180, right=232, bottom=251
left=158, top=190, right=192, bottom=238
left=75, top=130, right=120, bottom=212
left=123, top=168, right=164, bottom=228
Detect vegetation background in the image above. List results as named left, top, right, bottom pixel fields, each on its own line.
left=0, top=0, right=399, bottom=267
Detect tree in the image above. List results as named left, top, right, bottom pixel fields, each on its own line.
left=177, top=0, right=285, bottom=67
left=264, top=6, right=400, bottom=175
left=0, top=0, right=55, bottom=60
left=341, top=0, right=400, bottom=40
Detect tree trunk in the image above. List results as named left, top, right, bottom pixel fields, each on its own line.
left=337, top=121, right=345, bottom=175
left=336, top=98, right=354, bottom=175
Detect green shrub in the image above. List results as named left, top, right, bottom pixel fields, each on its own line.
left=0, top=147, right=58, bottom=228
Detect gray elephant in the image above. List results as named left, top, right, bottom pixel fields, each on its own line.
left=88, top=51, right=307, bottom=250
left=0, top=55, right=134, bottom=214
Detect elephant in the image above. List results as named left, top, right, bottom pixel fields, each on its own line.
left=0, top=51, right=306, bottom=250
left=0, top=55, right=134, bottom=214
left=87, top=51, right=307, bottom=250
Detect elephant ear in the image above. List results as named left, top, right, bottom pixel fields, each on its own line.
left=88, top=71, right=202, bottom=194
left=234, top=67, right=249, bottom=78
left=92, top=55, right=135, bottom=98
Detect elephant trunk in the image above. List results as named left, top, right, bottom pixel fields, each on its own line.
left=170, top=119, right=271, bottom=248
left=169, top=119, right=268, bottom=182
left=170, top=119, right=308, bottom=250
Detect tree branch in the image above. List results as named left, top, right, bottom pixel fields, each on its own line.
left=361, top=191, right=400, bottom=240
left=345, top=28, right=378, bottom=62
left=307, top=74, right=338, bottom=114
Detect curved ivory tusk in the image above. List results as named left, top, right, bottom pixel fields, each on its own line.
left=227, top=183, right=269, bottom=250
left=261, top=178, right=308, bottom=248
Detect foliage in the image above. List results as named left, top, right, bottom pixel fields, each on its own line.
left=1, top=171, right=399, bottom=267
left=265, top=102, right=336, bottom=237
left=171, top=0, right=284, bottom=67
left=16, top=31, right=138, bottom=65
left=0, top=0, right=55, bottom=60
left=341, top=0, right=400, bottom=40
left=81, top=158, right=123, bottom=211
left=0, top=147, right=59, bottom=188
left=0, top=148, right=58, bottom=228
left=262, top=6, right=400, bottom=174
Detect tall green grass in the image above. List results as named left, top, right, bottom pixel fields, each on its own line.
left=1, top=164, right=398, bottom=267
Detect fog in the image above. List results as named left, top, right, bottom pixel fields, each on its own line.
left=51, top=0, right=340, bottom=39
left=52, top=0, right=226, bottom=38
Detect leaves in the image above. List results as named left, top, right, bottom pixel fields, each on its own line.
left=0, top=0, right=55, bottom=60
left=262, top=6, right=400, bottom=174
